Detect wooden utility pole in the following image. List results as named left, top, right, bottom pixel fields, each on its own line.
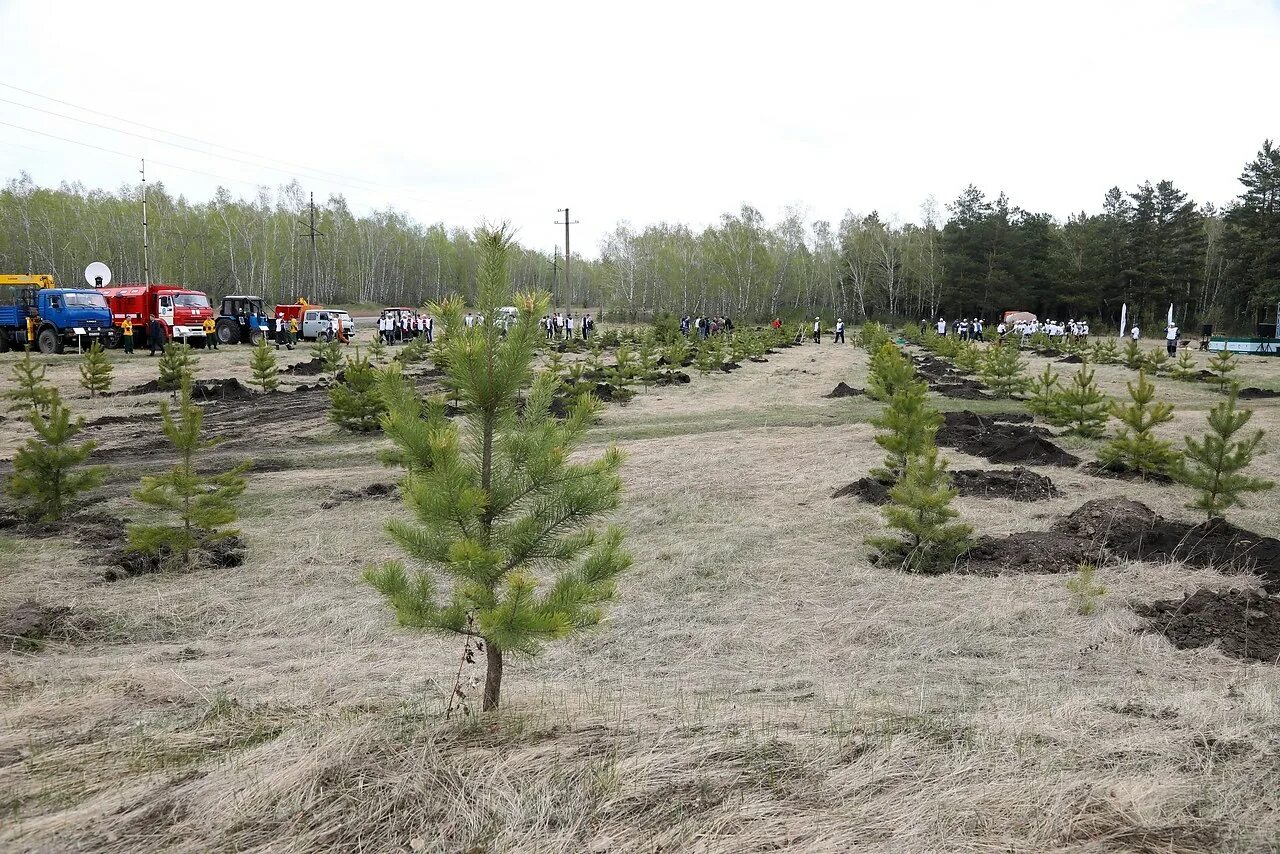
left=555, top=208, right=578, bottom=308
left=297, top=192, right=324, bottom=298
left=140, top=159, right=150, bottom=285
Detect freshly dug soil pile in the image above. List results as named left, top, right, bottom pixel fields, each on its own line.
left=3, top=600, right=72, bottom=651
left=912, top=355, right=963, bottom=379
left=1053, top=498, right=1280, bottom=586
left=0, top=510, right=125, bottom=550
left=832, top=477, right=891, bottom=504
left=936, top=413, right=1079, bottom=467
left=106, top=535, right=246, bottom=581
left=824, top=382, right=865, bottom=398
left=1237, top=387, right=1280, bottom=399
left=933, top=381, right=993, bottom=400
left=1057, top=354, right=1085, bottom=364
left=190, top=378, right=257, bottom=401
left=87, top=413, right=157, bottom=428
left=654, top=371, right=691, bottom=386
left=656, top=356, right=695, bottom=368
left=320, top=482, right=397, bottom=510
left=951, top=467, right=1059, bottom=501
left=284, top=358, right=327, bottom=376
left=943, top=410, right=1033, bottom=428
left=963, top=531, right=1103, bottom=575
left=1135, top=588, right=1280, bottom=662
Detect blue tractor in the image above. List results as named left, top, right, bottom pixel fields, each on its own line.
left=0, top=275, right=115, bottom=354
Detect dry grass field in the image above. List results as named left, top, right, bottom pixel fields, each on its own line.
left=1, top=331, right=1279, bottom=853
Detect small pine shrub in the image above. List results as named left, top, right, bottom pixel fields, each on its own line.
left=1170, top=349, right=1199, bottom=381
left=6, top=350, right=54, bottom=413
left=250, top=337, right=280, bottom=394
left=157, top=342, right=197, bottom=391
left=867, top=447, right=973, bottom=573
left=1173, top=389, right=1274, bottom=520
left=367, top=336, right=387, bottom=362
left=78, top=341, right=113, bottom=398
left=1026, top=363, right=1061, bottom=420
left=1066, top=563, right=1106, bottom=615
left=1122, top=338, right=1145, bottom=370
left=1207, top=349, right=1239, bottom=394
left=313, top=340, right=344, bottom=378
left=979, top=341, right=1029, bottom=398
left=871, top=372, right=940, bottom=482
left=5, top=391, right=105, bottom=521
left=1091, top=339, right=1119, bottom=365
left=867, top=342, right=915, bottom=402
left=952, top=342, right=982, bottom=375
left=330, top=352, right=386, bottom=432
left=1098, top=370, right=1178, bottom=477
left=1049, top=363, right=1110, bottom=438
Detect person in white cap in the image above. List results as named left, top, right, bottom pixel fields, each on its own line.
left=834, top=318, right=845, bottom=344
left=812, top=317, right=821, bottom=344
left=1166, top=322, right=1179, bottom=356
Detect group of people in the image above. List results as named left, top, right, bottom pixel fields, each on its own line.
left=931, top=317, right=987, bottom=341
left=680, top=315, right=735, bottom=337
left=540, top=312, right=594, bottom=339
left=927, top=316, right=1094, bottom=344
left=378, top=312, right=432, bottom=344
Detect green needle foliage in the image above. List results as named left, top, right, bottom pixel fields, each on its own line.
left=128, top=379, right=248, bottom=568
left=313, top=340, right=344, bottom=378
left=1049, top=363, right=1110, bottom=438
left=364, top=227, right=631, bottom=713
left=867, top=446, right=972, bottom=573
left=1173, top=390, right=1273, bottom=520
left=330, top=351, right=386, bottom=432
left=6, top=350, right=54, bottom=414
left=250, top=337, right=280, bottom=394
left=1098, top=370, right=1178, bottom=477
left=952, top=342, right=982, bottom=375
left=871, top=369, right=940, bottom=482
left=1091, top=338, right=1119, bottom=365
left=1170, top=349, right=1200, bottom=381
left=367, top=335, right=387, bottom=362
left=637, top=339, right=658, bottom=392
left=860, top=321, right=890, bottom=354
left=157, top=342, right=197, bottom=391
left=1026, top=363, right=1062, bottom=420
left=867, top=341, right=915, bottom=402
left=5, top=391, right=105, bottom=521
left=1145, top=347, right=1169, bottom=375
left=694, top=343, right=719, bottom=377
left=1066, top=563, right=1106, bottom=615
left=1208, top=349, right=1239, bottom=393
left=979, top=340, right=1029, bottom=398
left=78, top=341, right=113, bottom=398
left=1122, top=338, right=1145, bottom=370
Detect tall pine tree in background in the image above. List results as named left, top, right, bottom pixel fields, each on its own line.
left=364, top=226, right=631, bottom=713
left=1222, top=140, right=1280, bottom=319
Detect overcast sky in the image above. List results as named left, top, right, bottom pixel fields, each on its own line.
left=0, top=0, right=1276, bottom=256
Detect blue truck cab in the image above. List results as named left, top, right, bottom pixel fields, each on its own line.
left=0, top=281, right=115, bottom=354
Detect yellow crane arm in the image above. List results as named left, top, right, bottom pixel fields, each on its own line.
left=0, top=274, right=56, bottom=288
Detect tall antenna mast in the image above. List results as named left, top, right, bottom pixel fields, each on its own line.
left=555, top=208, right=578, bottom=307
left=297, top=191, right=325, bottom=297
left=140, top=158, right=151, bottom=285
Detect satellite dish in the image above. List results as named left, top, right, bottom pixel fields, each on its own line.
left=84, top=261, right=112, bottom=288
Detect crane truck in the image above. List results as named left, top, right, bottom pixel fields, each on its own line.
left=0, top=274, right=115, bottom=353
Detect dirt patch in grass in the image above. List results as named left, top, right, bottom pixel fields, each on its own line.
left=1135, top=588, right=1280, bottom=662
left=937, top=411, right=1079, bottom=467
left=320, top=482, right=397, bottom=510
left=824, top=382, right=865, bottom=398
left=1237, top=387, right=1280, bottom=400
left=951, top=466, right=1059, bottom=500
left=832, top=477, right=891, bottom=504
left=2, top=600, right=73, bottom=651
left=654, top=371, right=691, bottom=386
left=1057, top=354, right=1085, bottom=364
left=0, top=510, right=126, bottom=550
left=1081, top=461, right=1175, bottom=484
left=963, top=530, right=1102, bottom=574
left=106, top=535, right=247, bottom=582
left=284, top=357, right=327, bottom=376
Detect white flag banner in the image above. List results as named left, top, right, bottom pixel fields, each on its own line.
left=1168, top=303, right=1174, bottom=326
left=1120, top=303, right=1127, bottom=338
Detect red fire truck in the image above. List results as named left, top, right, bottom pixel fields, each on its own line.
left=98, top=283, right=215, bottom=347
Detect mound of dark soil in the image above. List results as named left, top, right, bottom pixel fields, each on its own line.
left=951, top=467, right=1059, bottom=501
left=937, top=414, right=1079, bottom=467
left=121, top=378, right=171, bottom=395
left=912, top=355, right=962, bottom=379
left=106, top=535, right=246, bottom=581
left=719, top=361, right=742, bottom=373
left=592, top=382, right=635, bottom=403
left=284, top=358, right=326, bottom=376
left=654, top=371, right=691, bottom=386
left=87, top=413, right=156, bottom=428
left=1053, top=498, right=1280, bottom=586
left=190, top=378, right=256, bottom=401
left=0, top=510, right=125, bottom=549
left=832, top=477, right=891, bottom=504
left=1135, top=588, right=1280, bottom=662
left=942, top=410, right=1033, bottom=428
left=320, top=482, right=397, bottom=510
left=1057, top=354, right=1085, bottom=364
left=824, top=382, right=865, bottom=398
left=962, top=531, right=1103, bottom=575
left=1237, top=387, right=1280, bottom=399
left=3, top=600, right=72, bottom=651
left=933, top=382, right=993, bottom=400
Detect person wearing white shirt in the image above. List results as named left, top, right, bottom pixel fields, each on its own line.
left=1166, top=323, right=1179, bottom=356
left=834, top=318, right=845, bottom=344
left=936, top=318, right=947, bottom=336
left=812, top=317, right=821, bottom=344
left=1131, top=325, right=1140, bottom=341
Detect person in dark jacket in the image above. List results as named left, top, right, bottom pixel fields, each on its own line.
left=148, top=316, right=165, bottom=356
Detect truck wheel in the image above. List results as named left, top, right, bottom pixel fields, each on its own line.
left=191, top=337, right=207, bottom=350
left=102, top=328, right=121, bottom=349
left=37, top=327, right=62, bottom=355
left=215, top=320, right=238, bottom=345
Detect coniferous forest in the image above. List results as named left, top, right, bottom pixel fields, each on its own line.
left=1, top=140, right=1276, bottom=331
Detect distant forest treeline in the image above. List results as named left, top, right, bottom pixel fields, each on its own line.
left=1, top=140, right=1276, bottom=330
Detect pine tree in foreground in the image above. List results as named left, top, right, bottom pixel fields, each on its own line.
left=1173, top=390, right=1274, bottom=520
left=6, top=351, right=54, bottom=414
left=367, top=335, right=387, bottom=362
left=78, top=341, right=113, bottom=398
left=979, top=340, right=1029, bottom=398
left=871, top=371, right=940, bottom=482
left=867, top=341, right=915, bottom=402
left=1207, top=349, right=1239, bottom=394
left=1098, top=370, right=1178, bottom=477
left=1048, top=363, right=1110, bottom=438
left=250, top=337, right=279, bottom=394
left=867, top=446, right=972, bottom=573
left=5, top=391, right=105, bottom=521
left=128, top=379, right=248, bottom=568
left=364, top=227, right=631, bottom=713
left=1122, top=338, right=1145, bottom=370
left=1091, top=338, right=1119, bottom=365
left=329, top=351, right=386, bottom=431
left=157, top=342, right=197, bottom=391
